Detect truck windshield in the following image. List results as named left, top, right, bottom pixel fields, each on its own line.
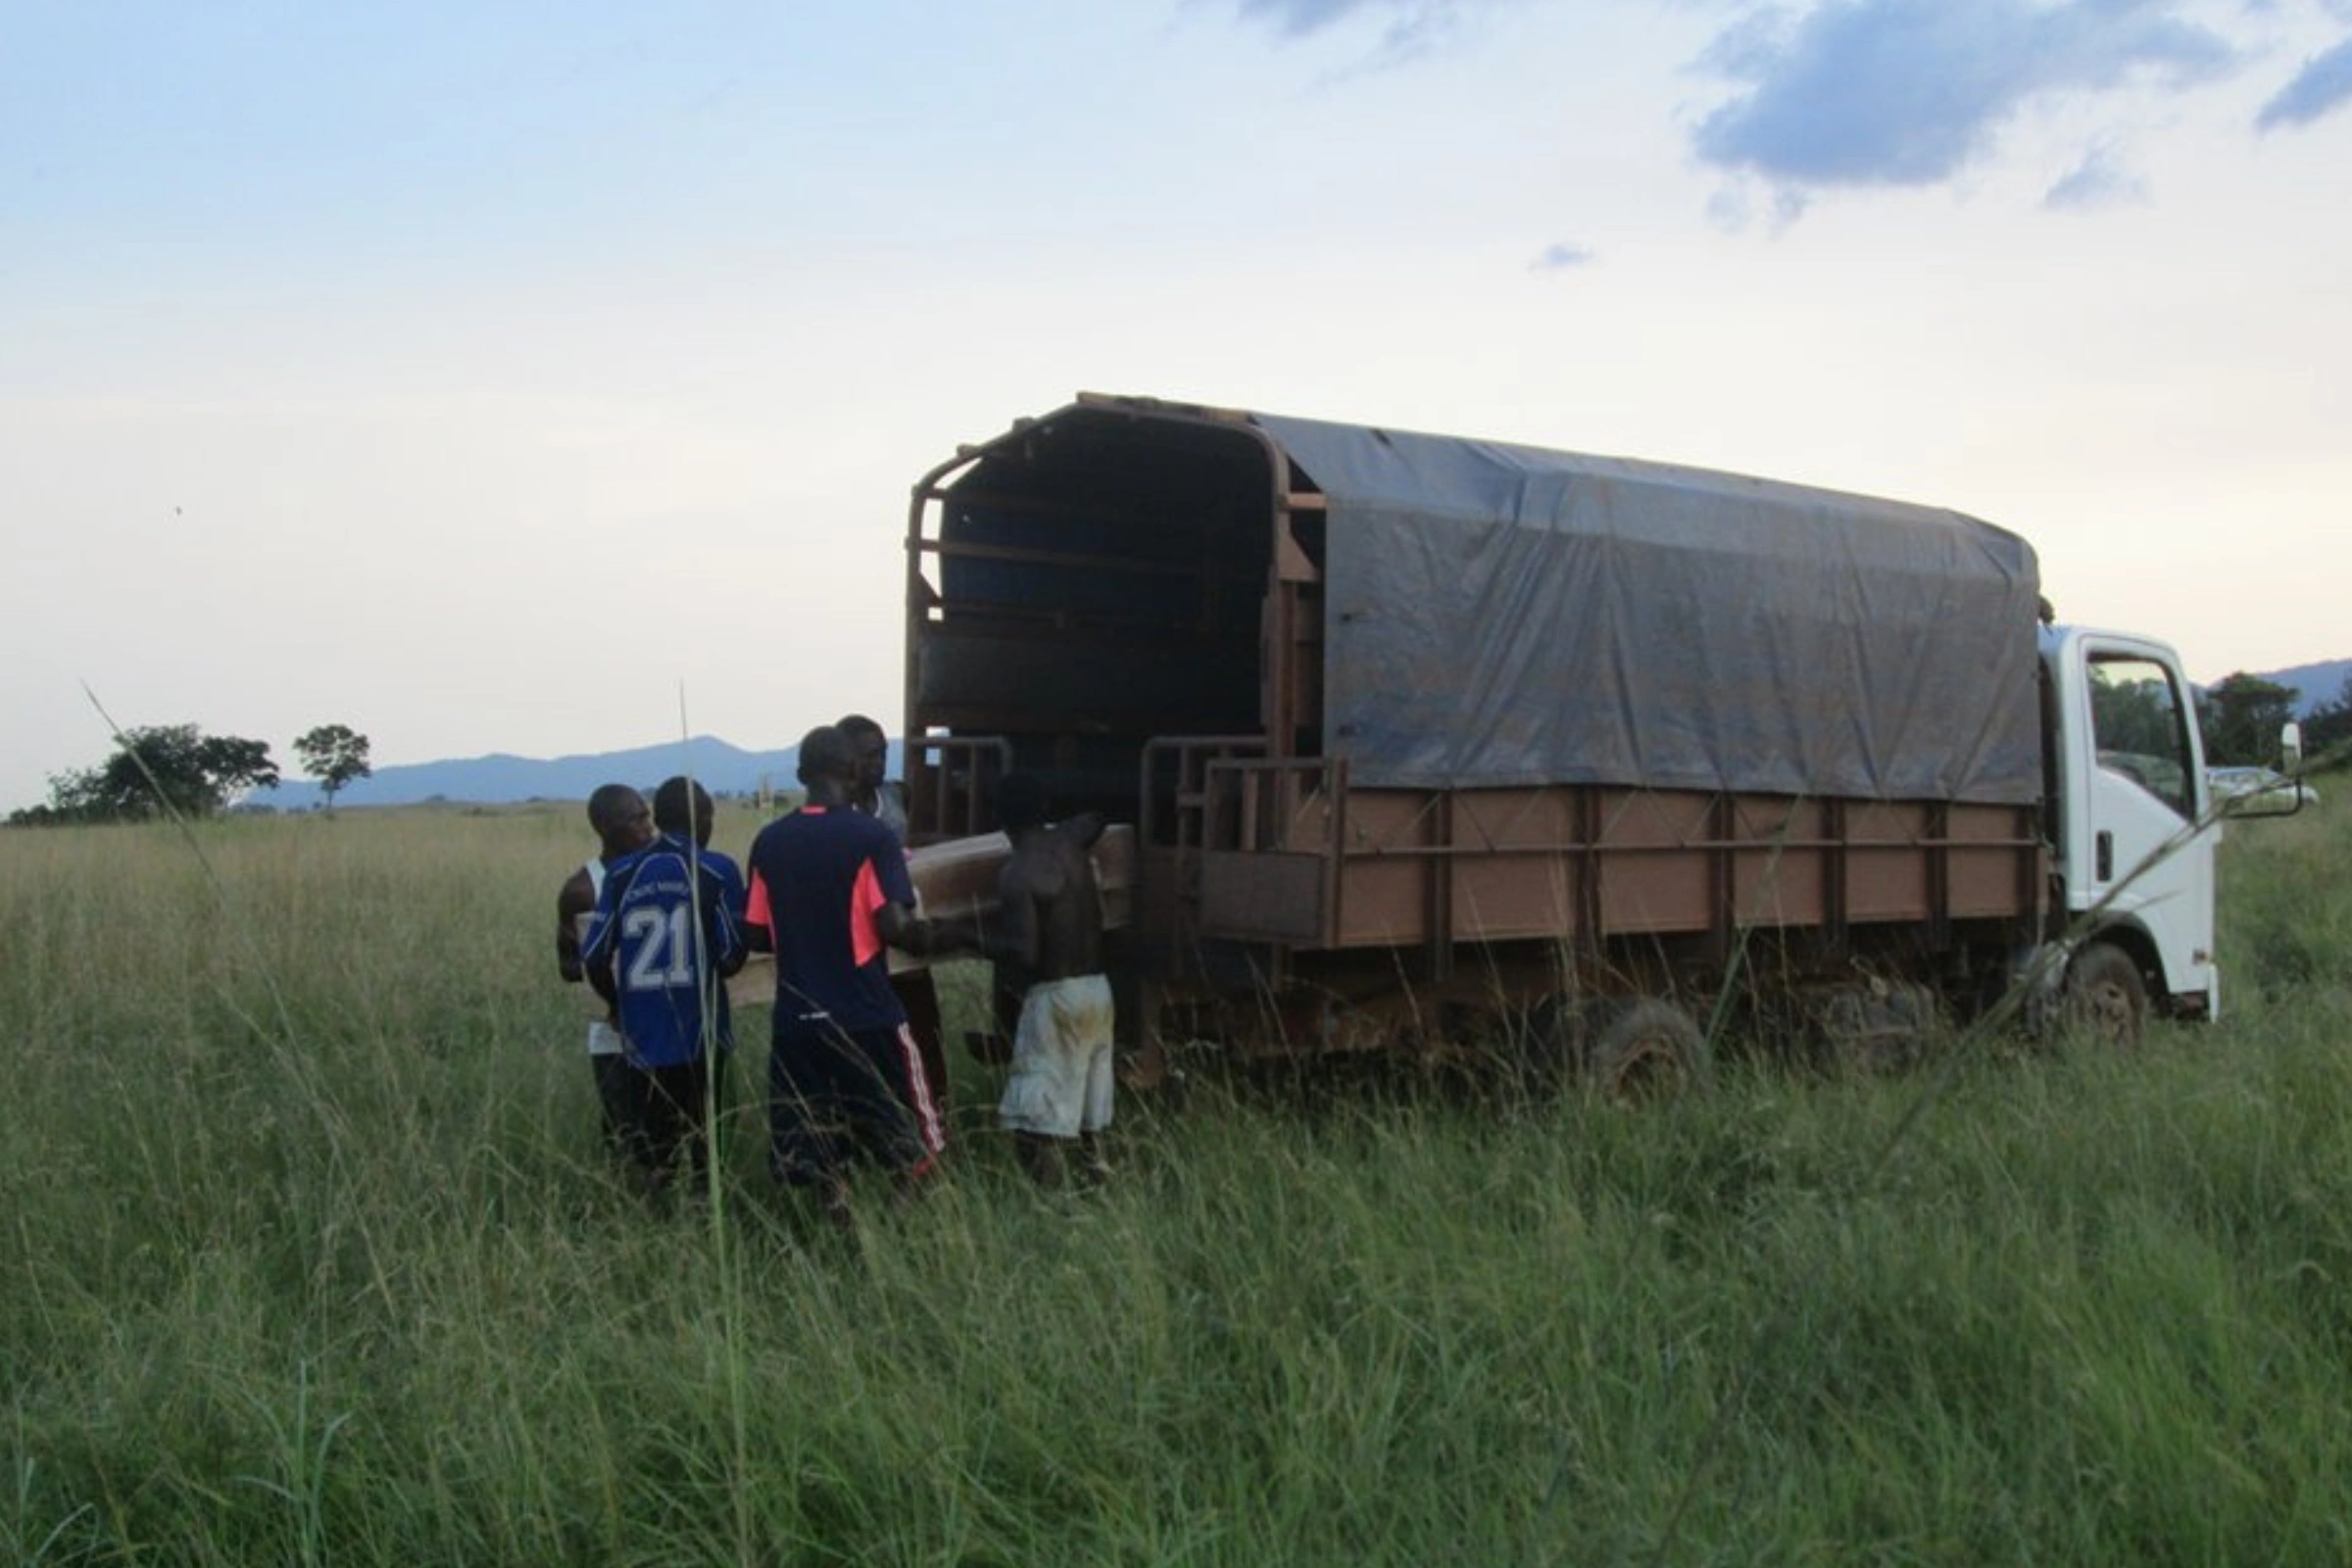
left=2089, top=655, right=2194, bottom=821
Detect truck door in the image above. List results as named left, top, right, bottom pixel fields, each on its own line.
left=2074, top=640, right=2217, bottom=1007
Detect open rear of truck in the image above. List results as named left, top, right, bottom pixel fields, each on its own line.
left=902, top=394, right=2051, bottom=1070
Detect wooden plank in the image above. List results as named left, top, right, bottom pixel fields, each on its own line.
left=728, top=823, right=1135, bottom=1005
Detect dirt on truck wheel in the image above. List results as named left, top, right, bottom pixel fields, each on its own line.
left=2062, top=943, right=2150, bottom=1050
left=1585, top=999, right=1712, bottom=1099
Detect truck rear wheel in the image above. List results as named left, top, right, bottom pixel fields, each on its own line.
left=1811, top=981, right=1942, bottom=1074
left=1587, top=999, right=1712, bottom=1097
left=2062, top=944, right=2148, bottom=1049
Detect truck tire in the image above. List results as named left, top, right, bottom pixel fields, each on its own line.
left=1587, top=999, right=1712, bottom=1097
left=2062, top=944, right=2148, bottom=1049
left=1512, top=996, right=1592, bottom=1090
left=1811, top=981, right=1942, bottom=1074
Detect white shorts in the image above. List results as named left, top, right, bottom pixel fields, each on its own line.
left=999, top=974, right=1115, bottom=1139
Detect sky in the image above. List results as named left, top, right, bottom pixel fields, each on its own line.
left=5, top=0, right=2350, bottom=812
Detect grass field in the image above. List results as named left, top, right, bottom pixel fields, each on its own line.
left=4, top=792, right=2351, bottom=1565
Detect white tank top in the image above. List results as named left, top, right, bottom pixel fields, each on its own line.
left=582, top=858, right=624, bottom=1056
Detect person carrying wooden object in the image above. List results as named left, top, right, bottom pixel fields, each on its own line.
left=582, top=791, right=748, bottom=1197
left=977, top=772, right=1115, bottom=1189
left=838, top=712, right=950, bottom=1102
left=743, top=725, right=951, bottom=1229
left=556, top=783, right=655, bottom=1158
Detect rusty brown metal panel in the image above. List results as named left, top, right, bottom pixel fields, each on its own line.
left=1587, top=788, right=1717, bottom=935
left=1844, top=803, right=1932, bottom=923
left=1735, top=848, right=1828, bottom=927
left=1846, top=801, right=1930, bottom=842
left=1596, top=855, right=1719, bottom=935
left=1335, top=858, right=1432, bottom=947
left=901, top=736, right=1010, bottom=845
left=1339, top=789, right=1442, bottom=852
left=1729, top=795, right=1821, bottom=840
left=1424, top=792, right=1457, bottom=982
left=1593, top=788, right=1714, bottom=848
left=1449, top=789, right=1589, bottom=941
left=1944, top=802, right=2042, bottom=917
left=1946, top=851, right=2028, bottom=917
left=1135, top=848, right=1192, bottom=947
left=1451, top=787, right=1579, bottom=849
left=1200, top=851, right=1328, bottom=944
left=1449, top=855, right=1581, bottom=943
left=1945, top=802, right=2030, bottom=841
left=1730, top=796, right=1829, bottom=926
left=1179, top=776, right=2038, bottom=955
left=1848, top=860, right=1933, bottom=922
left=1279, top=791, right=1335, bottom=852
left=1329, top=788, right=1438, bottom=948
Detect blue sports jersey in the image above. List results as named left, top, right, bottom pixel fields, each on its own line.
left=700, top=845, right=750, bottom=926
left=581, top=834, right=746, bottom=1069
left=744, top=805, right=913, bottom=1032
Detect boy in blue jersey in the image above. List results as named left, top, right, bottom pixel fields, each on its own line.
left=653, top=774, right=749, bottom=924
left=744, top=725, right=948, bottom=1227
left=557, top=783, right=656, bottom=1156
left=583, top=780, right=748, bottom=1193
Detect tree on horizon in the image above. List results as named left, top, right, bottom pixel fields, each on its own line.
left=294, top=724, right=372, bottom=814
left=33, top=725, right=279, bottom=822
left=2200, top=674, right=2301, bottom=768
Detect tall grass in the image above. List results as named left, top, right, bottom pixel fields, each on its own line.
left=4, top=796, right=2351, bottom=1563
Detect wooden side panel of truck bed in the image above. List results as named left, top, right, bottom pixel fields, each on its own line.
left=1173, top=775, right=2040, bottom=956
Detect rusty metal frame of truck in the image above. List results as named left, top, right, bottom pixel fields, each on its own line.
left=900, top=393, right=2115, bottom=1065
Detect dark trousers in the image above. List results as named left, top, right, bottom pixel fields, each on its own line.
left=592, top=1053, right=634, bottom=1157
left=767, top=1015, right=946, bottom=1189
left=893, top=969, right=948, bottom=1103
left=615, top=1056, right=723, bottom=1184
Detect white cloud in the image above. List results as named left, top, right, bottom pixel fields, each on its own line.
left=1228, top=0, right=1500, bottom=64
left=1690, top=0, right=2233, bottom=196
left=2255, top=33, right=2352, bottom=128
left=2043, top=144, right=2150, bottom=210
left=1235, top=0, right=1389, bottom=33
left=1530, top=241, right=1596, bottom=270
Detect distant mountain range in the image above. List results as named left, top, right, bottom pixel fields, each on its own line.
left=243, top=657, right=2352, bottom=810
left=245, top=734, right=818, bottom=811
left=2244, top=658, right=2352, bottom=715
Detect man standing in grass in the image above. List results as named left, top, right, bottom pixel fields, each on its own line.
left=980, top=773, right=1115, bottom=1189
left=556, top=783, right=656, bottom=1156
left=837, top=711, right=951, bottom=1107
left=652, top=774, right=748, bottom=926
left=835, top=713, right=909, bottom=839
left=583, top=781, right=748, bottom=1194
left=744, top=725, right=948, bottom=1228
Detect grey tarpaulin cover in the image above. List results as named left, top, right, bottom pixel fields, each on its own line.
left=1248, top=411, right=2044, bottom=805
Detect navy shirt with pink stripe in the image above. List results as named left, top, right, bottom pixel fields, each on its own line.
left=744, top=805, right=914, bottom=1030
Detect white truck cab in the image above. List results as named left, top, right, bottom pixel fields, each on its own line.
left=2040, top=623, right=2220, bottom=1032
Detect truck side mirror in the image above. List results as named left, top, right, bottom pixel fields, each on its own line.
left=2281, top=721, right=2304, bottom=775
